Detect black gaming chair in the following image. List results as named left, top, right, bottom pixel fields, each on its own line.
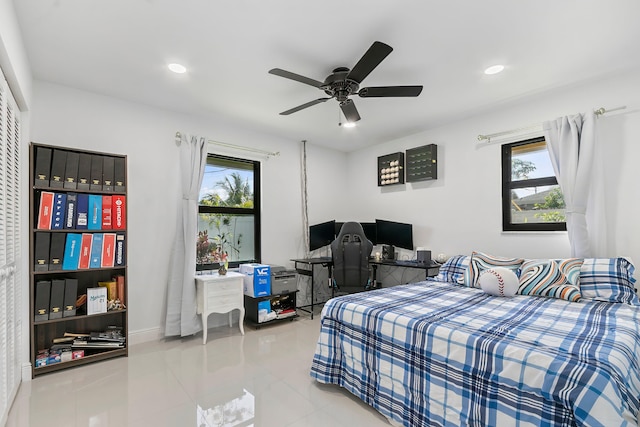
left=331, top=222, right=373, bottom=294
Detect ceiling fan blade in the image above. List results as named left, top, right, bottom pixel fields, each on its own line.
left=340, top=99, right=361, bottom=123
left=269, top=68, right=324, bottom=88
left=280, top=98, right=331, bottom=115
left=346, top=41, right=393, bottom=84
left=358, top=86, right=423, bottom=97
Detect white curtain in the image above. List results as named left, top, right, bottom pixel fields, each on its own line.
left=543, top=111, right=602, bottom=258
left=164, top=135, right=208, bottom=337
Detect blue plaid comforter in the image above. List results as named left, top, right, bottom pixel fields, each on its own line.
left=310, top=281, right=640, bottom=427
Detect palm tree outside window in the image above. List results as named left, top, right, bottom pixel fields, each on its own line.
left=197, top=154, right=261, bottom=270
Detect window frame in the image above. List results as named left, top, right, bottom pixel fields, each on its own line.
left=197, top=153, right=261, bottom=271
left=501, top=136, right=567, bottom=232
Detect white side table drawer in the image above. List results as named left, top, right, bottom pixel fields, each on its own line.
left=195, top=271, right=245, bottom=344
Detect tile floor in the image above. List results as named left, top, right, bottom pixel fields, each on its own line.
left=6, top=313, right=391, bottom=426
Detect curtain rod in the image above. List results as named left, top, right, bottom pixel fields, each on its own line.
left=174, top=131, right=280, bottom=157
left=476, top=106, right=627, bottom=142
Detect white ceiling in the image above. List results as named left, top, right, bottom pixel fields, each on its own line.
left=13, top=0, right=640, bottom=152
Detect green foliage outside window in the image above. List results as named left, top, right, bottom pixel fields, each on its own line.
left=534, top=187, right=566, bottom=222
left=198, top=172, right=251, bottom=264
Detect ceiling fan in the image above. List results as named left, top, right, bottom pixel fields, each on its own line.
left=269, top=41, right=423, bottom=123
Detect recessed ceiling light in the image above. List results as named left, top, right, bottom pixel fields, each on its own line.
left=484, top=64, right=505, bottom=75
left=343, top=121, right=356, bottom=128
left=168, top=63, right=187, bottom=74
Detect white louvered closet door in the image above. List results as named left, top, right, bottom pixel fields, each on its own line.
left=0, top=66, right=22, bottom=423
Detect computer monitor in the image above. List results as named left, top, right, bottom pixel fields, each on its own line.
left=375, top=219, right=413, bottom=250
left=360, top=222, right=377, bottom=245
left=309, top=220, right=336, bottom=251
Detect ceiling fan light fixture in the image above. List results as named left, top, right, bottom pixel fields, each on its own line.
left=168, top=63, right=187, bottom=74
left=484, top=64, right=505, bottom=75
left=342, top=121, right=357, bottom=128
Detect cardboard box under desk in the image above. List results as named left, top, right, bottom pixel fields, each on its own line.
left=239, top=263, right=271, bottom=297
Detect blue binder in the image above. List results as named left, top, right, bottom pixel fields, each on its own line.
left=89, top=233, right=103, bottom=268
left=88, top=194, right=102, bottom=230
left=76, top=194, right=89, bottom=230
left=51, top=193, right=67, bottom=230
left=62, top=233, right=82, bottom=270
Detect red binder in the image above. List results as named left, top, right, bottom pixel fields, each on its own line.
left=78, top=233, right=93, bottom=269
left=101, top=233, right=116, bottom=268
left=37, top=191, right=55, bottom=230
left=112, top=195, right=126, bottom=230
left=102, top=195, right=112, bottom=230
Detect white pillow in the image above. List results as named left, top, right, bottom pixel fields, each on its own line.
left=479, top=267, right=519, bottom=297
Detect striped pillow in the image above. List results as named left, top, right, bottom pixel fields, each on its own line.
left=518, top=259, right=583, bottom=302
left=461, top=252, right=524, bottom=288
left=580, top=258, right=639, bottom=304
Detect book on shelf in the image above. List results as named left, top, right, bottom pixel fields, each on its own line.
left=37, top=191, right=54, bottom=230
left=101, top=233, right=116, bottom=268
left=72, top=340, right=124, bottom=349
left=77, top=233, right=93, bottom=269
left=98, top=280, right=117, bottom=301
left=34, top=232, right=51, bottom=271
left=49, top=279, right=66, bottom=320
left=115, top=233, right=126, bottom=267
left=87, top=287, right=107, bottom=315
left=102, top=156, right=115, bottom=192
left=61, top=233, right=82, bottom=270
left=77, top=152, right=92, bottom=190
left=48, top=232, right=66, bottom=271
left=112, top=195, right=126, bottom=229
left=64, top=151, right=79, bottom=190
left=87, top=194, right=102, bottom=230
left=64, top=192, right=77, bottom=229
left=34, top=280, right=51, bottom=322
left=63, top=278, right=78, bottom=317
left=76, top=193, right=89, bottom=229
left=90, top=154, right=103, bottom=191
left=114, top=274, right=125, bottom=304
left=51, top=192, right=67, bottom=230
left=89, top=233, right=103, bottom=268
left=102, top=195, right=112, bottom=229
left=34, top=146, right=52, bottom=188
left=114, top=157, right=125, bottom=192
left=50, top=149, right=67, bottom=188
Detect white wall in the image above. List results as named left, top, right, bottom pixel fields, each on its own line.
left=29, top=81, right=348, bottom=341
left=0, top=0, right=31, bottom=109
left=346, top=69, right=640, bottom=264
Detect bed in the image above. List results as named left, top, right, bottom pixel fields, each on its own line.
left=310, top=255, right=640, bottom=427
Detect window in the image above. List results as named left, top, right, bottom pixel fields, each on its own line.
left=502, top=136, right=566, bottom=231
left=197, top=154, right=261, bottom=270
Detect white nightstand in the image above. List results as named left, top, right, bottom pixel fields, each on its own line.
left=195, top=271, right=245, bottom=344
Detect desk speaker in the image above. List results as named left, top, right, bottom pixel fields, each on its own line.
left=382, top=245, right=395, bottom=260
left=417, top=250, right=431, bottom=264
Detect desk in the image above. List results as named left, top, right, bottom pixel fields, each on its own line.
left=195, top=271, right=245, bottom=344
left=369, top=259, right=440, bottom=288
left=291, top=257, right=333, bottom=319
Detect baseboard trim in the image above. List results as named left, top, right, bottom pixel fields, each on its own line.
left=128, top=327, right=163, bottom=346
left=21, top=362, right=32, bottom=382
